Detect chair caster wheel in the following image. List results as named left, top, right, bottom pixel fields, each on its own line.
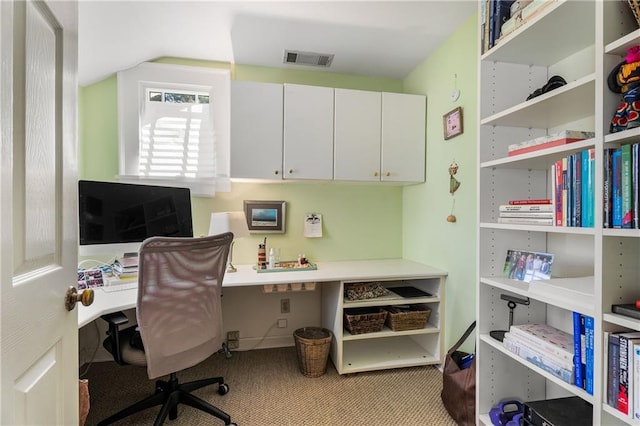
left=218, top=383, right=229, bottom=395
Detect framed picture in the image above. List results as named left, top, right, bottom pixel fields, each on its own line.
left=243, top=200, right=286, bottom=233
left=503, top=249, right=554, bottom=283
left=443, top=106, right=463, bottom=140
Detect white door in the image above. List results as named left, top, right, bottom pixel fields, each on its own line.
left=1, top=1, right=80, bottom=424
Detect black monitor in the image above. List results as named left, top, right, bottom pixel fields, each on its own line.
left=78, top=180, right=193, bottom=256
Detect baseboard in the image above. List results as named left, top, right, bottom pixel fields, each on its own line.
left=235, top=335, right=295, bottom=351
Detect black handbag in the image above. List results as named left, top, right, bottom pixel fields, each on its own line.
left=441, top=321, right=476, bottom=426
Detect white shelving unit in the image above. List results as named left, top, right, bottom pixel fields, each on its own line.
left=476, top=1, right=640, bottom=425
left=322, top=275, right=445, bottom=375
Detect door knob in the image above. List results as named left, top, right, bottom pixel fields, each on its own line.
left=65, top=286, right=94, bottom=311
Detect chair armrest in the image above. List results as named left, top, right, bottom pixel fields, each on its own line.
left=100, top=311, right=129, bottom=365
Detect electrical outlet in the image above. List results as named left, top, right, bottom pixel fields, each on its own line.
left=227, top=330, right=239, bottom=341
left=226, top=339, right=239, bottom=349
left=277, top=318, right=287, bottom=328
left=280, top=298, right=290, bottom=314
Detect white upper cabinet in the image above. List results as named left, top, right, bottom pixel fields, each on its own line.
left=230, top=81, right=283, bottom=180
left=283, top=84, right=335, bottom=180
left=334, top=88, right=382, bottom=181
left=381, top=92, right=426, bottom=183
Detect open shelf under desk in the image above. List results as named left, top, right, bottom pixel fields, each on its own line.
left=340, top=336, right=438, bottom=374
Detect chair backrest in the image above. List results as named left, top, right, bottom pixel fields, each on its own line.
left=136, top=232, right=233, bottom=379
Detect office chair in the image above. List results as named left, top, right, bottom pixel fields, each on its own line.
left=98, top=233, right=236, bottom=426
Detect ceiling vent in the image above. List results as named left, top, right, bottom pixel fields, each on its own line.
left=283, top=50, right=334, bottom=67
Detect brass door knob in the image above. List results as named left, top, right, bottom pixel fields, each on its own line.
left=374, top=172, right=379, bottom=177
left=385, top=172, right=391, bottom=177
left=65, top=286, right=94, bottom=311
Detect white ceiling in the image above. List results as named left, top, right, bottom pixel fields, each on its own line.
left=78, top=1, right=477, bottom=87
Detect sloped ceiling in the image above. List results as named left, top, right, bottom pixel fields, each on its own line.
left=78, top=1, right=477, bottom=87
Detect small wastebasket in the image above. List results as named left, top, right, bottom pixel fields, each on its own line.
left=293, top=327, right=332, bottom=378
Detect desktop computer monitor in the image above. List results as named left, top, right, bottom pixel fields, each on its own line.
left=78, top=180, right=193, bottom=256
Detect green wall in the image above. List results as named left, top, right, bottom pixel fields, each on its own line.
left=402, top=14, right=478, bottom=349
left=78, top=15, right=479, bottom=349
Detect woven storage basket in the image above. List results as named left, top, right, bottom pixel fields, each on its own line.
left=384, top=305, right=431, bottom=332
left=629, top=0, right=640, bottom=27
left=344, top=307, right=387, bottom=335
left=293, top=327, right=332, bottom=378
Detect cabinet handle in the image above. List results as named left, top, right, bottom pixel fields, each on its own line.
left=274, top=170, right=279, bottom=175
left=289, top=169, right=294, bottom=174
left=374, top=172, right=379, bottom=177
left=385, top=172, right=391, bottom=177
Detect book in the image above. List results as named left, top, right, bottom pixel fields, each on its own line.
left=566, top=154, right=574, bottom=227
left=622, top=144, right=633, bottom=228
left=562, top=156, right=568, bottom=227
left=508, top=323, right=574, bottom=362
left=503, top=331, right=573, bottom=370
left=491, top=1, right=515, bottom=51
left=618, top=332, right=640, bottom=415
left=612, top=304, right=640, bottom=320
left=554, top=159, right=563, bottom=226
left=573, top=152, right=582, bottom=227
left=498, top=211, right=554, bottom=218
left=507, top=131, right=593, bottom=157
left=634, top=343, right=640, bottom=420
left=613, top=149, right=623, bottom=228
left=633, top=143, right=639, bottom=229
left=497, top=217, right=553, bottom=225
left=604, top=148, right=615, bottom=228
left=610, top=333, right=622, bottom=407
left=582, top=148, right=595, bottom=228
left=572, top=312, right=584, bottom=389
left=508, top=198, right=552, bottom=205
left=584, top=315, right=594, bottom=395
left=503, top=333, right=573, bottom=384
left=499, top=204, right=554, bottom=212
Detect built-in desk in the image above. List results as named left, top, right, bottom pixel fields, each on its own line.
left=79, top=259, right=447, bottom=374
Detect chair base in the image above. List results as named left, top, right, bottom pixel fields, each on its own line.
left=97, top=372, right=233, bottom=426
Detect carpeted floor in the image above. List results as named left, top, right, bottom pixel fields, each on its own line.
left=83, top=346, right=456, bottom=425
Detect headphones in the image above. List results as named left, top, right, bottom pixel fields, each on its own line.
left=489, top=399, right=524, bottom=426
left=526, top=75, right=567, bottom=101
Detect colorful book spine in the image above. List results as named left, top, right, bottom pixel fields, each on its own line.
left=508, top=199, right=552, bottom=205
left=508, top=324, right=574, bottom=362
left=585, top=315, right=594, bottom=395
left=573, top=152, right=582, bottom=227
left=618, top=333, right=640, bottom=415
left=634, top=343, right=640, bottom=420
left=573, top=312, right=584, bottom=389
left=581, top=149, right=595, bottom=228
left=562, top=157, right=568, bottom=226
left=613, top=149, right=623, bottom=228
left=604, top=148, right=615, bottom=228
left=610, top=333, right=621, bottom=407
left=633, top=143, right=639, bottom=229
left=622, top=144, right=633, bottom=228
left=555, top=159, right=563, bottom=226
left=566, top=154, right=574, bottom=227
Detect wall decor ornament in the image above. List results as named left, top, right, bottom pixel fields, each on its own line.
left=447, top=160, right=460, bottom=223
left=443, top=107, right=463, bottom=140
left=243, top=200, right=286, bottom=233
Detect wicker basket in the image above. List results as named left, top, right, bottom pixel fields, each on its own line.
left=344, top=307, right=387, bottom=335
left=293, top=327, right=332, bottom=378
left=629, top=0, right=640, bottom=27
left=384, top=305, right=431, bottom=332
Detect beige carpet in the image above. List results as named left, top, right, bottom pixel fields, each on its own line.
left=83, top=347, right=456, bottom=425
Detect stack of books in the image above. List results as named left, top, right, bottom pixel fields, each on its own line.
left=112, top=255, right=138, bottom=281
left=497, top=199, right=553, bottom=226
left=606, top=330, right=640, bottom=420
left=604, top=143, right=640, bottom=229
left=502, top=323, right=575, bottom=385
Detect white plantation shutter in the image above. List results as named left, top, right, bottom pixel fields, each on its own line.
left=140, top=100, right=215, bottom=180
left=117, top=62, right=230, bottom=196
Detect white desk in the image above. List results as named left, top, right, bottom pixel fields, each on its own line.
left=79, top=258, right=446, bottom=328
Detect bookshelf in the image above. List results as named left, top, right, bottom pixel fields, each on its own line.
left=477, top=1, right=640, bottom=425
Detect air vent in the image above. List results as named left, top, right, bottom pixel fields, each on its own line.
left=283, top=50, right=334, bottom=67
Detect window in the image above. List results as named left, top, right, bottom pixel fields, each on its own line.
left=117, top=62, right=230, bottom=196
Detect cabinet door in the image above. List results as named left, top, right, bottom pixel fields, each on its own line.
left=283, top=84, right=334, bottom=180
left=231, top=81, right=283, bottom=180
left=334, top=88, right=382, bottom=181
left=381, top=92, right=426, bottom=182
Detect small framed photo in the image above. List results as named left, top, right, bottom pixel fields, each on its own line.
left=503, top=249, right=554, bottom=283
left=243, top=200, right=286, bottom=234
left=443, top=107, right=463, bottom=140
